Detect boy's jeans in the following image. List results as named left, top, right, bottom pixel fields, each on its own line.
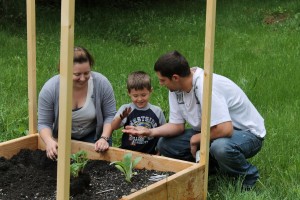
left=157, top=129, right=264, bottom=187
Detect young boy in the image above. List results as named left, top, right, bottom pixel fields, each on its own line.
left=111, top=71, right=166, bottom=154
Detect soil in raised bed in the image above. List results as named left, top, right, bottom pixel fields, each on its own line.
left=0, top=149, right=174, bottom=200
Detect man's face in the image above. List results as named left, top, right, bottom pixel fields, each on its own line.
left=156, top=71, right=180, bottom=92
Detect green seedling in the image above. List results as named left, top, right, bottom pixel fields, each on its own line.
left=110, top=153, right=142, bottom=182
left=70, top=150, right=88, bottom=178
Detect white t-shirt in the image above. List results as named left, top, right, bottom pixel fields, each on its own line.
left=169, top=67, right=266, bottom=138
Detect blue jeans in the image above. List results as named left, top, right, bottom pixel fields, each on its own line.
left=157, top=129, right=264, bottom=187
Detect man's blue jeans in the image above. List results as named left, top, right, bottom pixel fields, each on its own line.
left=157, top=129, right=264, bottom=187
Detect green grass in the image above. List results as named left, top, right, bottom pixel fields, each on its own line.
left=1, top=0, right=300, bottom=199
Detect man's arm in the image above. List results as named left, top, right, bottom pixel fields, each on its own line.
left=210, top=121, right=233, bottom=139
left=190, top=121, right=233, bottom=156
left=122, top=123, right=185, bottom=137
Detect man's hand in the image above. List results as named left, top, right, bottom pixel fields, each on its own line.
left=120, top=107, right=132, bottom=120
left=190, top=133, right=200, bottom=158
left=122, top=125, right=151, bottom=137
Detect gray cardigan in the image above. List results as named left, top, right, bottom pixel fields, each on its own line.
left=38, top=72, right=117, bottom=140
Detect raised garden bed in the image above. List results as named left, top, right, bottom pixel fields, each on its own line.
left=0, top=134, right=205, bottom=199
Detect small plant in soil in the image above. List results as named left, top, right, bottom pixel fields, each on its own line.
left=70, top=150, right=88, bottom=178
left=110, top=153, right=142, bottom=182
left=70, top=150, right=90, bottom=196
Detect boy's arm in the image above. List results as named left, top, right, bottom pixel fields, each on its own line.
left=111, top=107, right=132, bottom=130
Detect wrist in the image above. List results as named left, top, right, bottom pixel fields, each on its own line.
left=100, top=136, right=109, bottom=141
left=148, top=128, right=154, bottom=137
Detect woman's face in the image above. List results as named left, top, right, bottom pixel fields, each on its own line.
left=73, top=62, right=91, bottom=89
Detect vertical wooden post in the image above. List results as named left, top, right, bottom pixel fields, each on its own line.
left=200, top=0, right=217, bottom=199
left=26, top=0, right=37, bottom=134
left=56, top=0, right=75, bottom=199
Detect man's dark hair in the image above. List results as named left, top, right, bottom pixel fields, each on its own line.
left=154, top=50, right=191, bottom=79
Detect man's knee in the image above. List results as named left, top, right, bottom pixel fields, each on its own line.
left=210, top=138, right=233, bottom=159
left=156, top=137, right=164, bottom=152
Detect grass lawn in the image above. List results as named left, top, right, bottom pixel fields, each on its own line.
left=1, top=0, right=300, bottom=199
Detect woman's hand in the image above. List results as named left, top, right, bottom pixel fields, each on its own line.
left=95, top=138, right=109, bottom=152
left=40, top=128, right=58, bottom=160
left=45, top=138, right=58, bottom=160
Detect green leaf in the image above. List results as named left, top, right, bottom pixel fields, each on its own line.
left=123, top=153, right=132, bottom=167
left=70, top=150, right=89, bottom=178
left=110, top=153, right=143, bottom=182
left=132, top=156, right=142, bottom=168
left=115, top=164, right=126, bottom=174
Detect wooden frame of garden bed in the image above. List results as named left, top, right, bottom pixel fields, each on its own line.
left=1, top=0, right=217, bottom=199
left=0, top=134, right=204, bottom=199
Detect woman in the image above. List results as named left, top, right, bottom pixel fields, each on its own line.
left=38, top=46, right=116, bottom=160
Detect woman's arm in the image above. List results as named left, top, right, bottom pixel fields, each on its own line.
left=95, top=123, right=112, bottom=152
left=40, top=127, right=58, bottom=160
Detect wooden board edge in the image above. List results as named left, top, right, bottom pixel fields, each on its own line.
left=121, top=164, right=205, bottom=200
left=3, top=135, right=195, bottom=173
left=1, top=135, right=203, bottom=200
left=70, top=140, right=195, bottom=172
left=0, top=134, right=38, bottom=159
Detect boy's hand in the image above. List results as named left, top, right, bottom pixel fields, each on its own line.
left=120, top=107, right=132, bottom=120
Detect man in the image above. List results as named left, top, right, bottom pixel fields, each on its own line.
left=122, top=50, right=266, bottom=189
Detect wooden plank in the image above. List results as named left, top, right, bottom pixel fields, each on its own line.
left=26, top=0, right=37, bottom=134
left=0, top=134, right=38, bottom=159
left=3, top=135, right=203, bottom=199
left=56, top=0, right=75, bottom=199
left=70, top=140, right=194, bottom=172
left=122, top=164, right=204, bottom=200
left=11, top=136, right=194, bottom=173
left=39, top=137, right=194, bottom=172
left=200, top=0, right=217, bottom=199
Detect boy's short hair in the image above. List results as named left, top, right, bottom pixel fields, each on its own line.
left=127, top=71, right=152, bottom=92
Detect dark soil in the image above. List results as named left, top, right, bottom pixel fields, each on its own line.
left=0, top=149, right=174, bottom=200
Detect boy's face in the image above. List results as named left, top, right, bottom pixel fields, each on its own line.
left=128, top=88, right=152, bottom=109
